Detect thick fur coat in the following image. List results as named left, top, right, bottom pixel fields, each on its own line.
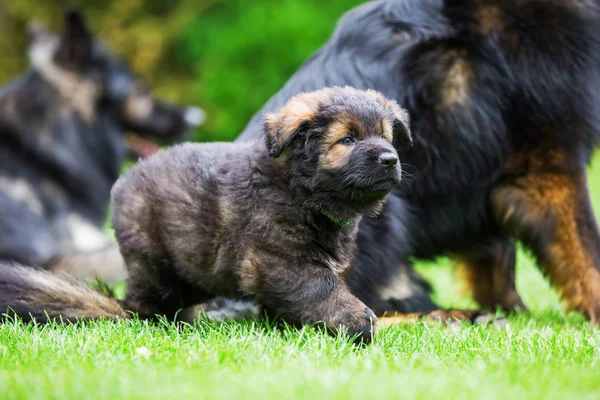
left=238, top=0, right=600, bottom=322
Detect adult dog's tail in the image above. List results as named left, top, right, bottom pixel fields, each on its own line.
left=0, top=263, right=128, bottom=323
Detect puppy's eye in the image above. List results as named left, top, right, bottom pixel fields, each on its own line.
left=338, top=136, right=355, bottom=145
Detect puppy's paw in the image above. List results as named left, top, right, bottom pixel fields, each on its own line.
left=349, top=307, right=378, bottom=344
left=333, top=305, right=378, bottom=344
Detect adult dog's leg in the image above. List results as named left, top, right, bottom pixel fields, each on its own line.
left=49, top=245, right=128, bottom=283
left=492, top=149, right=600, bottom=324
left=0, top=193, right=59, bottom=267
left=348, top=262, right=439, bottom=317
left=454, top=239, right=527, bottom=313
left=345, top=200, right=440, bottom=316
left=350, top=260, right=505, bottom=328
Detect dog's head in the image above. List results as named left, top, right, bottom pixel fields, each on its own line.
left=265, top=86, right=411, bottom=219
left=27, top=10, right=204, bottom=157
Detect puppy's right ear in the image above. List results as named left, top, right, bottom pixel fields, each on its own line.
left=264, top=112, right=310, bottom=158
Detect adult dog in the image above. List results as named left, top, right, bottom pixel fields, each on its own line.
left=237, top=0, right=600, bottom=323
left=0, top=10, right=204, bottom=281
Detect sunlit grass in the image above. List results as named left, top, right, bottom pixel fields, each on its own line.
left=3, top=157, right=600, bottom=400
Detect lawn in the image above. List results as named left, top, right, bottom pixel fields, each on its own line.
left=2, top=156, right=600, bottom=400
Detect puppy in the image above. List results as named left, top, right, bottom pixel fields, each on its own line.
left=110, top=86, right=411, bottom=341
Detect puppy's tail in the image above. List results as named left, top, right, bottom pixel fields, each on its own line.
left=0, top=262, right=128, bottom=323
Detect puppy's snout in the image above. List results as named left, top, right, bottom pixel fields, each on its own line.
left=378, top=152, right=398, bottom=168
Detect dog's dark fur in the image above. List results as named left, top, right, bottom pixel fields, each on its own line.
left=236, top=0, right=600, bottom=323
left=0, top=11, right=203, bottom=281
left=0, top=87, right=411, bottom=341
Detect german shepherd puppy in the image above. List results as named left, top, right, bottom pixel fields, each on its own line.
left=0, top=11, right=204, bottom=281
left=0, top=87, right=411, bottom=342
left=237, top=0, right=600, bottom=323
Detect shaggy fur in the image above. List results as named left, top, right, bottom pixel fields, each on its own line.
left=237, top=0, right=600, bottom=323
left=0, top=87, right=412, bottom=342
left=112, top=87, right=408, bottom=342
left=0, top=11, right=203, bottom=282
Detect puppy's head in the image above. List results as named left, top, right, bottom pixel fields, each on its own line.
left=264, top=86, right=411, bottom=217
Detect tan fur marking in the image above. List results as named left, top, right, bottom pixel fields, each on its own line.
left=366, top=89, right=410, bottom=130
left=266, top=86, right=409, bottom=153
left=441, top=51, right=473, bottom=108
left=28, top=35, right=100, bottom=123
left=477, top=6, right=504, bottom=34
left=381, top=119, right=394, bottom=144
left=454, top=244, right=526, bottom=312
left=493, top=148, right=600, bottom=322
left=218, top=197, right=238, bottom=229
left=238, top=247, right=261, bottom=294
left=265, top=90, right=334, bottom=151
left=377, top=272, right=413, bottom=301
left=319, top=118, right=356, bottom=170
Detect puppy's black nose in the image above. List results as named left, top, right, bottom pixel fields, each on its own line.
left=378, top=152, right=398, bottom=168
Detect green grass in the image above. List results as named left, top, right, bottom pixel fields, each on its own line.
left=3, top=159, right=600, bottom=400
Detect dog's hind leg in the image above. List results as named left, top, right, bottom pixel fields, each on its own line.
left=454, top=239, right=527, bottom=313
left=350, top=263, right=439, bottom=316
left=492, top=148, right=600, bottom=324
left=48, top=245, right=128, bottom=283
left=0, top=193, right=60, bottom=268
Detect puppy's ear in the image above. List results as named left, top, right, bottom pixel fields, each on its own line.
left=55, top=9, right=92, bottom=68
left=391, top=106, right=413, bottom=148
left=264, top=113, right=311, bottom=158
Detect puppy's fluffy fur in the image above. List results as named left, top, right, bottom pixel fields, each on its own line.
left=111, top=86, right=410, bottom=341
left=0, top=87, right=411, bottom=342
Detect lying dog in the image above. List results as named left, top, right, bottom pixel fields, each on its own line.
left=0, top=87, right=411, bottom=341
left=236, top=0, right=600, bottom=323
left=0, top=10, right=204, bottom=282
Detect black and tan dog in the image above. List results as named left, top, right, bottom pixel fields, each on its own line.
left=236, top=0, right=600, bottom=324
left=0, top=87, right=411, bottom=341
left=0, top=10, right=204, bottom=282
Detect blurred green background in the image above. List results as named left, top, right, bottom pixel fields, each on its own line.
left=0, top=0, right=364, bottom=142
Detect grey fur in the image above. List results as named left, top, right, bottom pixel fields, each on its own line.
left=112, top=87, right=410, bottom=342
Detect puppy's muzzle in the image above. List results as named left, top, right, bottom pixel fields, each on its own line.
left=378, top=152, right=398, bottom=169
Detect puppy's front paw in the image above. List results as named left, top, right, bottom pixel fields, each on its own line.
left=348, top=307, right=378, bottom=343
left=333, top=305, right=378, bottom=344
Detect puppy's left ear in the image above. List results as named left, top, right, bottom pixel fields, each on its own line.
left=391, top=106, right=413, bottom=148
left=264, top=112, right=310, bottom=158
